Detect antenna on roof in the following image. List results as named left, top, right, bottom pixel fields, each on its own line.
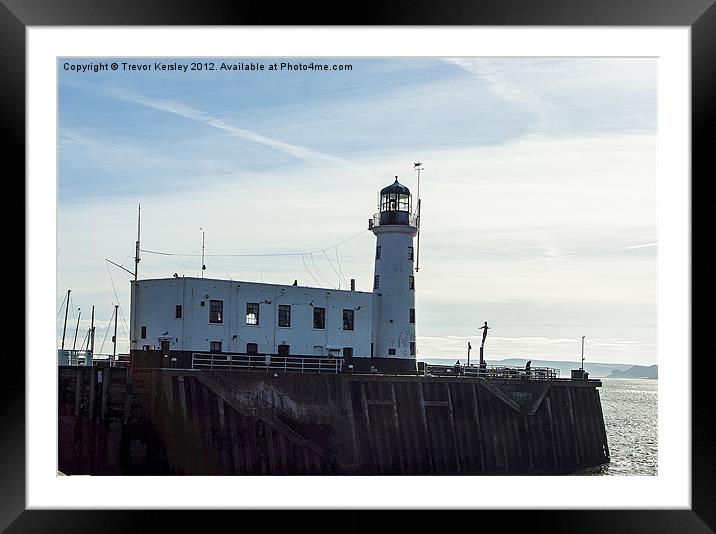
left=413, top=162, right=423, bottom=272
left=134, top=203, right=141, bottom=282
left=199, top=227, right=206, bottom=278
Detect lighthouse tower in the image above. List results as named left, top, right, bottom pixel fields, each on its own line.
left=369, top=177, right=418, bottom=373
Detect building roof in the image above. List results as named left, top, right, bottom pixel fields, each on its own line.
left=380, top=177, right=411, bottom=196
left=135, top=276, right=375, bottom=295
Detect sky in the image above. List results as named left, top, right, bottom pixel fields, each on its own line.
left=57, top=57, right=657, bottom=365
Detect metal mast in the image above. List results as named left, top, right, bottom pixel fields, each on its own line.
left=581, top=336, right=586, bottom=371
left=134, top=203, right=141, bottom=281
left=72, top=308, right=81, bottom=351
left=112, top=304, right=119, bottom=366
left=200, top=227, right=206, bottom=278
left=61, top=289, right=71, bottom=350
left=90, top=305, right=95, bottom=355
left=132, top=204, right=141, bottom=354
left=413, top=162, right=423, bottom=272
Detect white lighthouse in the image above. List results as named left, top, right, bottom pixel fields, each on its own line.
left=130, top=174, right=423, bottom=373
left=369, top=177, right=419, bottom=372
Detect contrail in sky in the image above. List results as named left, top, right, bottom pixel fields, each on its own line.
left=107, top=88, right=350, bottom=168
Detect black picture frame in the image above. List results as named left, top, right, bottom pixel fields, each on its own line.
left=4, top=1, right=711, bottom=531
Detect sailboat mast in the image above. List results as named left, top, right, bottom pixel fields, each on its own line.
left=72, top=308, right=81, bottom=351
left=112, top=304, right=119, bottom=366
left=61, top=289, right=71, bottom=350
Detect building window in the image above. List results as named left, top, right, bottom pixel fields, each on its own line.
left=410, top=308, right=415, bottom=324
left=388, top=348, right=396, bottom=355
left=374, top=275, right=380, bottom=289
left=410, top=342, right=416, bottom=356
left=408, top=246, right=414, bottom=261
left=313, top=307, right=326, bottom=329
left=246, top=343, right=258, bottom=354
left=200, top=301, right=205, bottom=307
left=278, top=305, right=291, bottom=327
left=376, top=245, right=381, bottom=260
left=175, top=305, right=182, bottom=319
left=141, top=326, right=147, bottom=339
left=209, top=300, right=223, bottom=323
left=246, top=303, right=259, bottom=325
left=409, top=275, right=415, bottom=290
left=343, top=309, right=355, bottom=331
left=210, top=341, right=222, bottom=353
left=278, top=345, right=290, bottom=356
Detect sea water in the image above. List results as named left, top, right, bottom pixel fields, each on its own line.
left=577, top=378, right=658, bottom=475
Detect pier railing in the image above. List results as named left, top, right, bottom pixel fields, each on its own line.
left=192, top=352, right=343, bottom=374
left=58, top=350, right=130, bottom=367
left=425, top=363, right=559, bottom=380
left=58, top=349, right=93, bottom=366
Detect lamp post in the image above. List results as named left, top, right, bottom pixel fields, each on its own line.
left=581, top=336, right=585, bottom=371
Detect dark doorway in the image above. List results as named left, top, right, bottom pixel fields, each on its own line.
left=343, top=347, right=353, bottom=367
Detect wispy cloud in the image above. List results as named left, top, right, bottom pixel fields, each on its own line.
left=623, top=242, right=657, bottom=250
left=60, top=128, right=156, bottom=164
left=515, top=242, right=657, bottom=264
left=442, top=58, right=657, bottom=136
left=443, top=58, right=560, bottom=132
left=445, top=59, right=543, bottom=106
left=517, top=251, right=592, bottom=264
left=107, top=89, right=350, bottom=168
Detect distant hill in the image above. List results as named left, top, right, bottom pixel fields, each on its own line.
left=418, top=357, right=651, bottom=378
left=607, top=365, right=658, bottom=379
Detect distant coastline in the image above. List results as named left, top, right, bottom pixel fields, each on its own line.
left=606, top=364, right=657, bottom=379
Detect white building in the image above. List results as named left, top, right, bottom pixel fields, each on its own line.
left=130, top=177, right=419, bottom=373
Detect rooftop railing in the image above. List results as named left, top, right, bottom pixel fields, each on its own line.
left=192, top=352, right=343, bottom=374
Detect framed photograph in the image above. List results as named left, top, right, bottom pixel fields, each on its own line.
left=6, top=0, right=711, bottom=531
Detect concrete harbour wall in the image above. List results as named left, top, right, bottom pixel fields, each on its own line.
left=58, top=367, right=609, bottom=475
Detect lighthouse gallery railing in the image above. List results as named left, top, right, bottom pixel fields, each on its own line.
left=368, top=211, right=419, bottom=229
